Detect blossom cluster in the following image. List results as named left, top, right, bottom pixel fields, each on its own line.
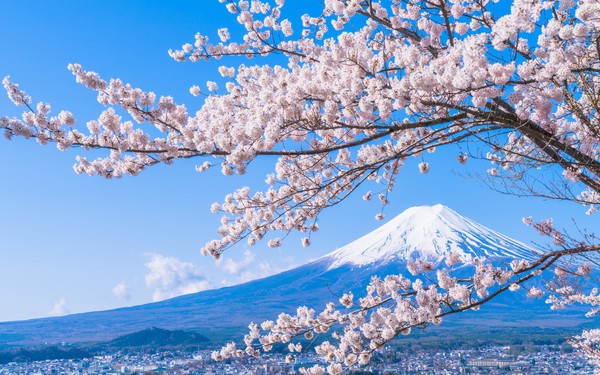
left=2, top=0, right=600, bottom=369
left=2, top=0, right=599, bottom=257
left=569, top=329, right=600, bottom=373
left=213, top=251, right=572, bottom=373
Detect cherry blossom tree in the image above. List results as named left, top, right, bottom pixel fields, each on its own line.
left=2, top=0, right=600, bottom=373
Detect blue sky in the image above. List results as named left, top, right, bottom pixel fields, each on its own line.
left=0, top=1, right=597, bottom=322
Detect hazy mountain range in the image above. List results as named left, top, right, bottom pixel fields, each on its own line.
left=0, top=205, right=593, bottom=347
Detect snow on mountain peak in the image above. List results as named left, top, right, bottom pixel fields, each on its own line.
left=323, top=204, right=536, bottom=269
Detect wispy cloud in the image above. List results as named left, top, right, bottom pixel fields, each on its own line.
left=142, top=250, right=297, bottom=301
left=112, top=282, right=130, bottom=301
left=217, top=249, right=255, bottom=277
left=217, top=249, right=297, bottom=286
left=48, top=298, right=69, bottom=317
left=144, top=254, right=212, bottom=302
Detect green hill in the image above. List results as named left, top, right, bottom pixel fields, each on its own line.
left=107, top=327, right=210, bottom=349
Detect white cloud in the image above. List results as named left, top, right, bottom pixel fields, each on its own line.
left=143, top=251, right=298, bottom=299
left=217, top=249, right=255, bottom=275
left=48, top=298, right=69, bottom=316
left=217, top=249, right=297, bottom=285
left=112, top=282, right=130, bottom=301
left=145, top=254, right=212, bottom=302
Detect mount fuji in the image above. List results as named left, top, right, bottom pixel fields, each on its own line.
left=322, top=204, right=535, bottom=268
left=0, top=205, right=590, bottom=346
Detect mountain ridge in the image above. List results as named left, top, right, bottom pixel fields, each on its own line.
left=0, top=204, right=590, bottom=347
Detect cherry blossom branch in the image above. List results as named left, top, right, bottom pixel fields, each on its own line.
left=215, top=243, right=600, bottom=373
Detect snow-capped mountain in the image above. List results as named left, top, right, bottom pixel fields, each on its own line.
left=0, top=205, right=584, bottom=346
left=322, top=204, right=536, bottom=269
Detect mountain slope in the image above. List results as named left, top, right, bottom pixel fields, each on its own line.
left=0, top=205, right=589, bottom=346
